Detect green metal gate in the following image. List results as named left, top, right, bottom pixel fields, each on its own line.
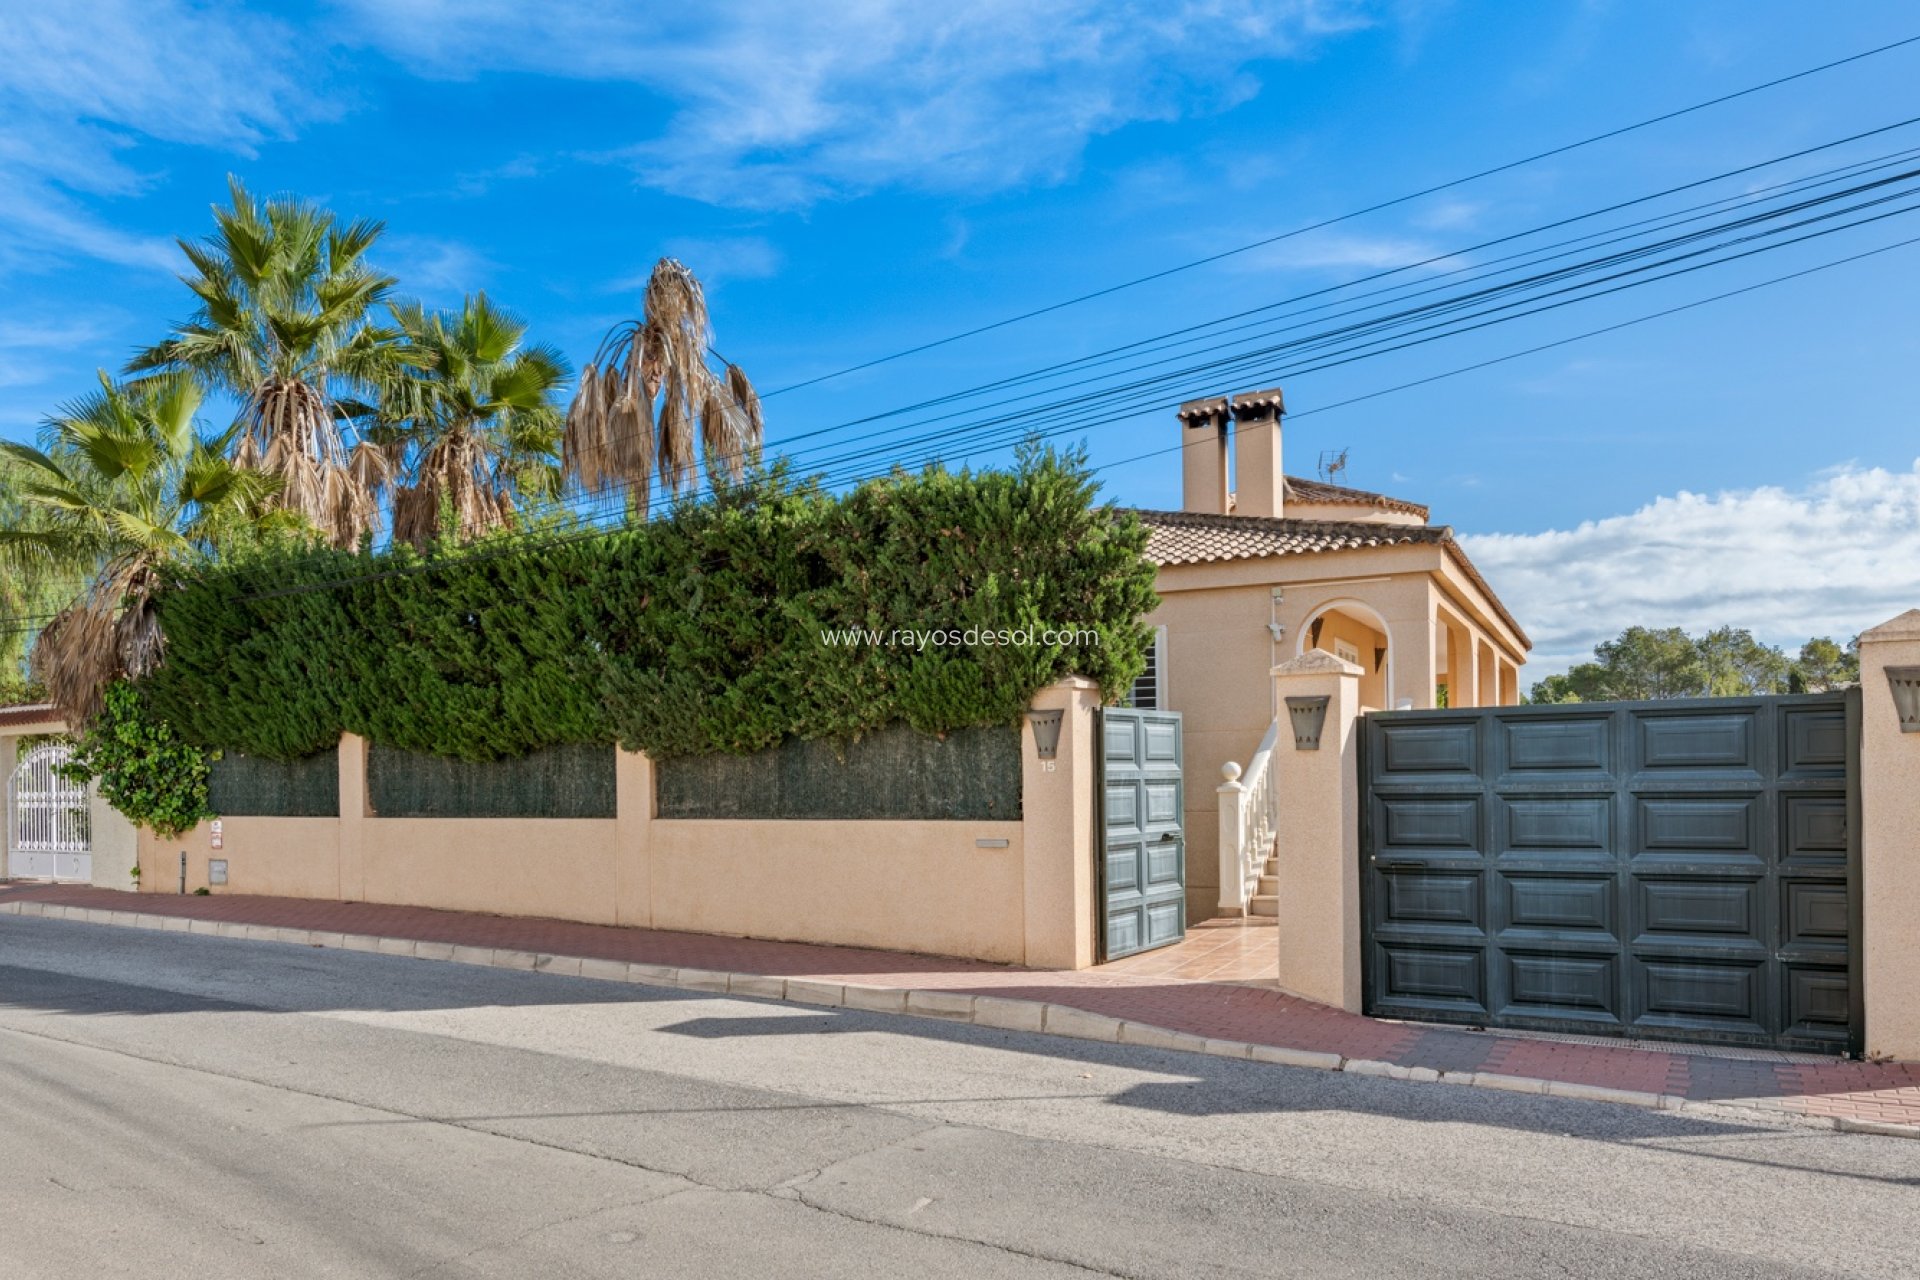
left=1361, top=691, right=1861, bottom=1054
left=1099, top=707, right=1185, bottom=961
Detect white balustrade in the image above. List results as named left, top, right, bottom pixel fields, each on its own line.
left=1216, top=716, right=1281, bottom=913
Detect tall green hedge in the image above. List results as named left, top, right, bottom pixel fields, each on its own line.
left=142, top=447, right=1157, bottom=762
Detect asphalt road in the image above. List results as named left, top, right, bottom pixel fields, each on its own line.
left=1, top=917, right=1915, bottom=1279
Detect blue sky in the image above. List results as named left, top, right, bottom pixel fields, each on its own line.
left=4, top=1, right=1919, bottom=674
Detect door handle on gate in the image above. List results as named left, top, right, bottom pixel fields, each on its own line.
left=1158, top=832, right=1178, bottom=841
left=1375, top=860, right=1423, bottom=872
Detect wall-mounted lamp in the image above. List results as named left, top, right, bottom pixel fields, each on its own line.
left=1027, top=707, right=1065, bottom=758
left=1285, top=695, right=1331, bottom=751
left=1888, top=665, right=1920, bottom=733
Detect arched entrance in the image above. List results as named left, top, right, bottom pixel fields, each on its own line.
left=7, top=741, right=91, bottom=881
left=1298, top=599, right=1395, bottom=710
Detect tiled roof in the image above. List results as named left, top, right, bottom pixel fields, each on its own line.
left=1136, top=508, right=1443, bottom=565
left=1131, top=509, right=1531, bottom=650
left=0, top=703, right=61, bottom=730
left=1280, top=475, right=1429, bottom=518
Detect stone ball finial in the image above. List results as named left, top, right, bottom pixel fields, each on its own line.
left=1220, top=761, right=1243, bottom=782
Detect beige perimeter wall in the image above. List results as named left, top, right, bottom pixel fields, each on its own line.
left=133, top=679, right=1102, bottom=969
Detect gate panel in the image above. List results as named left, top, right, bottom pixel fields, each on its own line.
left=1362, top=693, right=1859, bottom=1054
left=1099, top=707, right=1184, bottom=961
left=8, top=742, right=93, bottom=883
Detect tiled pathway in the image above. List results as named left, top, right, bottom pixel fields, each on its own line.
left=6, top=882, right=1917, bottom=1135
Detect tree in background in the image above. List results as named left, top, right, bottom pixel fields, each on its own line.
left=1791, top=636, right=1861, bottom=692
left=1533, top=625, right=1860, bottom=703
left=564, top=258, right=762, bottom=515
left=379, top=294, right=570, bottom=547
left=1697, top=626, right=1792, bottom=696
left=0, top=373, right=285, bottom=724
left=129, top=178, right=399, bottom=547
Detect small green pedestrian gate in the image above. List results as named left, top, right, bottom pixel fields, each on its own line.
left=1099, top=707, right=1185, bottom=961
left=1361, top=692, right=1861, bottom=1054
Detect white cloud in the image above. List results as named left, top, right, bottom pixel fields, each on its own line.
left=1247, top=229, right=1454, bottom=274
left=0, top=1, right=328, bottom=270
left=1462, top=461, right=1920, bottom=678
left=380, top=236, right=498, bottom=304
left=0, top=315, right=124, bottom=390
left=659, top=235, right=784, bottom=284
left=336, top=0, right=1372, bottom=209
left=1411, top=198, right=1484, bottom=231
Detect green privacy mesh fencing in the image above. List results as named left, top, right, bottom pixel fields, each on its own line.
left=656, top=724, right=1020, bottom=821
left=367, top=741, right=616, bottom=818
left=207, top=748, right=339, bottom=818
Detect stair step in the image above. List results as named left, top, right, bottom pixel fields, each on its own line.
left=1248, top=895, right=1279, bottom=917
left=1262, top=858, right=1279, bottom=875
left=1257, top=875, right=1279, bottom=895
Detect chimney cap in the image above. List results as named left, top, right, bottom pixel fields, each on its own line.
left=1177, top=396, right=1230, bottom=425
left=1230, top=387, right=1286, bottom=419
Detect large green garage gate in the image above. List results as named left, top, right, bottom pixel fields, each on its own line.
left=1361, top=692, right=1861, bottom=1054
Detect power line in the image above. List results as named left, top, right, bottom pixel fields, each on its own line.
left=219, top=214, right=1920, bottom=608
left=796, top=178, right=1920, bottom=485
left=406, top=117, right=1920, bottom=548
left=757, top=33, right=1920, bottom=398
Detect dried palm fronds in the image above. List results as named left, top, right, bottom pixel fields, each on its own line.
left=30, top=560, right=163, bottom=726
left=560, top=258, right=764, bottom=516
left=391, top=428, right=516, bottom=549
left=239, top=377, right=376, bottom=547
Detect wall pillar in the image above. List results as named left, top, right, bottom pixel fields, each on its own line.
left=1858, top=609, right=1920, bottom=1059
left=0, top=733, right=16, bottom=877
left=1021, top=676, right=1101, bottom=969
left=337, top=733, right=368, bottom=902
left=87, top=781, right=139, bottom=890
left=614, top=748, right=655, bottom=927
left=1271, top=649, right=1365, bottom=1011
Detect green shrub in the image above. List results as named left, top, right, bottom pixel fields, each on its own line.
left=60, top=682, right=213, bottom=837
left=142, top=446, right=1158, bottom=762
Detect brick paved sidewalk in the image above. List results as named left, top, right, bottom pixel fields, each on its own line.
left=6, top=882, right=1917, bottom=1136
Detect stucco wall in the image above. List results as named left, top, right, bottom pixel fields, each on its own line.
left=139, top=817, right=344, bottom=900
left=126, top=680, right=1102, bottom=968
left=1141, top=582, right=1276, bottom=919
left=648, top=820, right=1026, bottom=962
left=1859, top=611, right=1920, bottom=1060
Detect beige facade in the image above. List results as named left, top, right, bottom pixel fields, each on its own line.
left=126, top=679, right=1102, bottom=969
left=1859, top=610, right=1920, bottom=1059
left=1140, top=388, right=1530, bottom=921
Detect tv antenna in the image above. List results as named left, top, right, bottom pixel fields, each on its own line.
left=1317, top=448, right=1349, bottom=483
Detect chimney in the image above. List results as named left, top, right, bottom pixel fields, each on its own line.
left=1230, top=387, right=1285, bottom=518
left=1178, top=397, right=1230, bottom=515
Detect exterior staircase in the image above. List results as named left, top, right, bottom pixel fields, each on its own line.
left=1248, top=845, right=1279, bottom=917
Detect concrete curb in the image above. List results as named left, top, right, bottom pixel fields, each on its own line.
left=8, top=897, right=1915, bottom=1141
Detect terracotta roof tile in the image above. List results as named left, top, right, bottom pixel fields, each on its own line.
left=1134, top=508, right=1442, bottom=565
left=1280, top=475, right=1429, bottom=518
left=0, top=703, right=61, bottom=730
left=1130, top=509, right=1530, bottom=651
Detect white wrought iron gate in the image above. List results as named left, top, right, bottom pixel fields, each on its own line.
left=7, top=742, right=91, bottom=881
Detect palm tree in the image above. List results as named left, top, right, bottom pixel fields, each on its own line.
left=379, top=293, right=570, bottom=547
left=128, top=177, right=398, bottom=547
left=563, top=258, right=763, bottom=515
left=0, top=456, right=68, bottom=701
left=0, top=373, right=284, bottom=724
